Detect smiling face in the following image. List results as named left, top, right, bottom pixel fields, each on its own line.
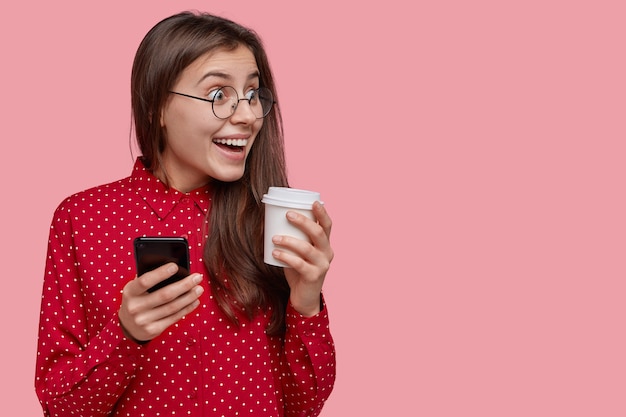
left=159, top=45, right=263, bottom=192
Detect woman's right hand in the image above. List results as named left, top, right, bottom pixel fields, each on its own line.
left=118, top=263, right=204, bottom=343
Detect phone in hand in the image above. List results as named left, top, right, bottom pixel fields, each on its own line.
left=134, top=237, right=191, bottom=293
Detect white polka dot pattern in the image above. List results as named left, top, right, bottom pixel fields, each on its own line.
left=35, top=159, right=336, bottom=416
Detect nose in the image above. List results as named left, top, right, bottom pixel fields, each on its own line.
left=229, top=98, right=257, bottom=124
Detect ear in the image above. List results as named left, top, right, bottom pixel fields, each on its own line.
left=148, top=104, right=166, bottom=128
left=148, top=109, right=165, bottom=128
left=159, top=108, right=166, bottom=128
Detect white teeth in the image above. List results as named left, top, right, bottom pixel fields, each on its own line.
left=213, top=138, right=248, bottom=147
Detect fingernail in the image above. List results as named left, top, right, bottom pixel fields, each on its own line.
left=286, top=211, right=297, bottom=220
left=272, top=235, right=282, bottom=244
left=167, top=264, right=178, bottom=274
left=195, top=286, right=204, bottom=296
left=192, top=274, right=203, bottom=284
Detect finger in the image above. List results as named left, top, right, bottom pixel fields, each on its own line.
left=142, top=284, right=204, bottom=324
left=147, top=273, right=204, bottom=308
left=272, top=235, right=331, bottom=272
left=132, top=263, right=180, bottom=295
left=271, top=245, right=313, bottom=273
left=154, top=298, right=201, bottom=332
left=273, top=235, right=314, bottom=262
left=312, top=201, right=332, bottom=238
left=285, top=211, right=332, bottom=256
left=136, top=298, right=201, bottom=341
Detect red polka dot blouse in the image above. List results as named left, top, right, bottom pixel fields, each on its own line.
left=35, top=159, right=336, bottom=416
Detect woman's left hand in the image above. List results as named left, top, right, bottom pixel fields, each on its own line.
left=271, top=201, right=334, bottom=317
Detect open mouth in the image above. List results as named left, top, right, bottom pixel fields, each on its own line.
left=213, top=138, right=247, bottom=153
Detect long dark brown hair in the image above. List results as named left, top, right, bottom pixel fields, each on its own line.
left=131, top=11, right=290, bottom=335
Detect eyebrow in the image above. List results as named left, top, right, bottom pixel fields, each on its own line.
left=196, top=70, right=260, bottom=86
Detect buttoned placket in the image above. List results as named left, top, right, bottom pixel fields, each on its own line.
left=177, top=192, right=210, bottom=411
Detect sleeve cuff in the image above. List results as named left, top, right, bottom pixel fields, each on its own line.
left=286, top=297, right=331, bottom=340
left=85, top=315, right=145, bottom=371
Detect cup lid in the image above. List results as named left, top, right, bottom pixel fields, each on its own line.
left=262, top=187, right=322, bottom=209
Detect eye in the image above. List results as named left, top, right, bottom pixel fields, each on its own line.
left=244, top=88, right=259, bottom=103
left=207, top=87, right=229, bottom=102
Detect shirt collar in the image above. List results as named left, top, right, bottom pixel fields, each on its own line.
left=130, top=158, right=212, bottom=220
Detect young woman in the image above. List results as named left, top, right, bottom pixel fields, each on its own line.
left=35, top=11, right=336, bottom=417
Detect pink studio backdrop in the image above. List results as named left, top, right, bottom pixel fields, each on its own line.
left=1, top=1, right=625, bottom=415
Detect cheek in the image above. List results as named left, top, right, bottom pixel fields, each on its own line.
left=164, top=107, right=208, bottom=137
left=252, top=119, right=264, bottom=136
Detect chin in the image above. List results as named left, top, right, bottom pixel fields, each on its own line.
left=213, top=170, right=246, bottom=183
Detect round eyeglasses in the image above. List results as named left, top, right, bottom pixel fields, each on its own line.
left=169, top=86, right=274, bottom=119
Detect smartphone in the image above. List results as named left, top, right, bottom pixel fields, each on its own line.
left=134, top=237, right=191, bottom=293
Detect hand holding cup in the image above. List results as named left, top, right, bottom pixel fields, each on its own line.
left=263, top=187, right=334, bottom=316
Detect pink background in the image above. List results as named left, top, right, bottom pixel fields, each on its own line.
left=2, top=1, right=625, bottom=415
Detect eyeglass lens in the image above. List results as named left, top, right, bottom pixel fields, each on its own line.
left=212, top=86, right=273, bottom=119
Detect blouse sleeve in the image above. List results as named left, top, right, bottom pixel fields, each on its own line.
left=281, top=299, right=336, bottom=417
left=34, top=202, right=143, bottom=417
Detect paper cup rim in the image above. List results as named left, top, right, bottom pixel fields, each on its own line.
left=262, top=187, right=322, bottom=209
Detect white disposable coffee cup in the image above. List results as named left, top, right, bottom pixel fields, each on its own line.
left=262, top=187, right=322, bottom=267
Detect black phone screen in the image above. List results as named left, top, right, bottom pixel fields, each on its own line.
left=134, top=237, right=190, bottom=292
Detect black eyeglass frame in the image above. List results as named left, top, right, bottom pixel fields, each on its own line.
left=168, top=87, right=274, bottom=120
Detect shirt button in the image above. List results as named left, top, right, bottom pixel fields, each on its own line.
left=186, top=338, right=196, bottom=346
left=181, top=196, right=190, bottom=203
